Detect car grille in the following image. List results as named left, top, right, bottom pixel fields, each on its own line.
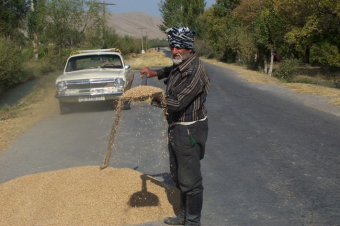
left=65, top=79, right=116, bottom=89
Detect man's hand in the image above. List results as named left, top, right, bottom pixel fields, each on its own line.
left=151, top=93, right=164, bottom=108
left=140, top=67, right=157, bottom=79
left=151, top=98, right=162, bottom=108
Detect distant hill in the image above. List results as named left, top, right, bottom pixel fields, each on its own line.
left=107, top=12, right=166, bottom=40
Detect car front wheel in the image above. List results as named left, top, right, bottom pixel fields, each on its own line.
left=59, top=101, right=72, bottom=114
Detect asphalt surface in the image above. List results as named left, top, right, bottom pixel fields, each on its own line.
left=1, top=56, right=340, bottom=226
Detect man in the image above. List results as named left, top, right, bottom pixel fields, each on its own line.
left=140, top=27, right=209, bottom=226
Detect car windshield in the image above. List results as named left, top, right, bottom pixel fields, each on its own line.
left=65, top=54, right=123, bottom=72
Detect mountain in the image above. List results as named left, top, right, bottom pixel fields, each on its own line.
left=107, top=12, right=166, bottom=40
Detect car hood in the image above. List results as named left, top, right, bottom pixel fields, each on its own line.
left=56, top=69, right=126, bottom=82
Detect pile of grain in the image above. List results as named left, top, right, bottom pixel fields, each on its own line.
left=0, top=166, right=180, bottom=226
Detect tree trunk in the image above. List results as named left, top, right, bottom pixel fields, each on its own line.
left=263, top=54, right=268, bottom=74
left=32, top=32, right=38, bottom=60
left=268, top=48, right=274, bottom=77
left=59, top=45, right=62, bottom=61
left=31, top=1, right=38, bottom=60
left=305, top=44, right=311, bottom=65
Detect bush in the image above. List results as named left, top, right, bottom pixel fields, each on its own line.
left=0, top=38, right=26, bottom=92
left=310, top=42, right=340, bottom=66
left=273, top=59, right=299, bottom=81
left=194, top=39, right=215, bottom=58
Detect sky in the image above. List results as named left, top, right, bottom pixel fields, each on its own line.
left=106, top=0, right=217, bottom=18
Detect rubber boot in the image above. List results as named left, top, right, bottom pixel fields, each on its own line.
left=185, top=192, right=203, bottom=226
left=164, top=191, right=186, bottom=225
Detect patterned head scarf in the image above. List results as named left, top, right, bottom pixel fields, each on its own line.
left=166, top=27, right=195, bottom=49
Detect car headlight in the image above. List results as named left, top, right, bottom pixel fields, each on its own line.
left=56, top=81, right=67, bottom=91
left=115, top=78, right=125, bottom=88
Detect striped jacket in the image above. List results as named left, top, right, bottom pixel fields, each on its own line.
left=156, top=54, right=210, bottom=124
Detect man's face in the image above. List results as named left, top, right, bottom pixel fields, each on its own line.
left=171, top=47, right=192, bottom=65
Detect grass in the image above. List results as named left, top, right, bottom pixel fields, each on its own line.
left=290, top=75, right=336, bottom=88
left=0, top=70, right=60, bottom=119
left=126, top=49, right=173, bottom=70
left=293, top=66, right=340, bottom=88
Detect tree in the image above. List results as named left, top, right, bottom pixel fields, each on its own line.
left=228, top=25, right=256, bottom=66
left=158, top=0, right=205, bottom=36
left=27, top=0, right=47, bottom=59
left=43, top=0, right=101, bottom=59
left=215, top=0, right=241, bottom=12
left=0, top=37, right=25, bottom=90
left=199, top=0, right=241, bottom=60
left=233, top=0, right=266, bottom=29
left=0, top=0, right=29, bottom=38
left=274, top=0, right=340, bottom=65
left=254, top=1, right=285, bottom=76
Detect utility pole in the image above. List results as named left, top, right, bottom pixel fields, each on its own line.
left=98, top=0, right=115, bottom=48
left=145, top=31, right=148, bottom=50
left=138, top=27, right=146, bottom=54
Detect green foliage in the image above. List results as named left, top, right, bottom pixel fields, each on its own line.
left=42, top=0, right=102, bottom=58
left=22, top=47, right=34, bottom=60
left=254, top=2, right=286, bottom=63
left=116, top=36, right=140, bottom=55
left=27, top=0, right=47, bottom=40
left=273, top=59, right=299, bottom=81
left=233, top=0, right=266, bottom=28
left=0, top=0, right=29, bottom=38
left=2, top=0, right=340, bottom=92
left=148, top=39, right=168, bottom=48
left=194, top=39, right=215, bottom=58
left=199, top=4, right=237, bottom=61
left=275, top=0, right=340, bottom=64
left=158, top=0, right=205, bottom=36
left=215, top=0, right=241, bottom=13
left=38, top=60, right=60, bottom=75
left=0, top=38, right=26, bottom=91
left=310, top=42, right=340, bottom=66
left=227, top=25, right=257, bottom=66
left=102, top=27, right=119, bottom=49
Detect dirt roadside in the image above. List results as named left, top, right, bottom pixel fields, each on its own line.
left=0, top=50, right=339, bottom=153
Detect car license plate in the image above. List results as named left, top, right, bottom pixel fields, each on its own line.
left=78, top=96, right=105, bottom=102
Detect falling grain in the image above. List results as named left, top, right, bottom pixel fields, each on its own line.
left=101, top=85, right=167, bottom=169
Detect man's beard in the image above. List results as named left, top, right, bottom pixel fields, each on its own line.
left=172, top=51, right=190, bottom=65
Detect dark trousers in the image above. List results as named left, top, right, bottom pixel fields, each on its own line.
left=168, top=119, right=208, bottom=225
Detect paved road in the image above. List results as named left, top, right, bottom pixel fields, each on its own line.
left=1, top=57, right=340, bottom=226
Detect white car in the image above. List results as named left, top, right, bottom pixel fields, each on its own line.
left=55, top=48, right=134, bottom=114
